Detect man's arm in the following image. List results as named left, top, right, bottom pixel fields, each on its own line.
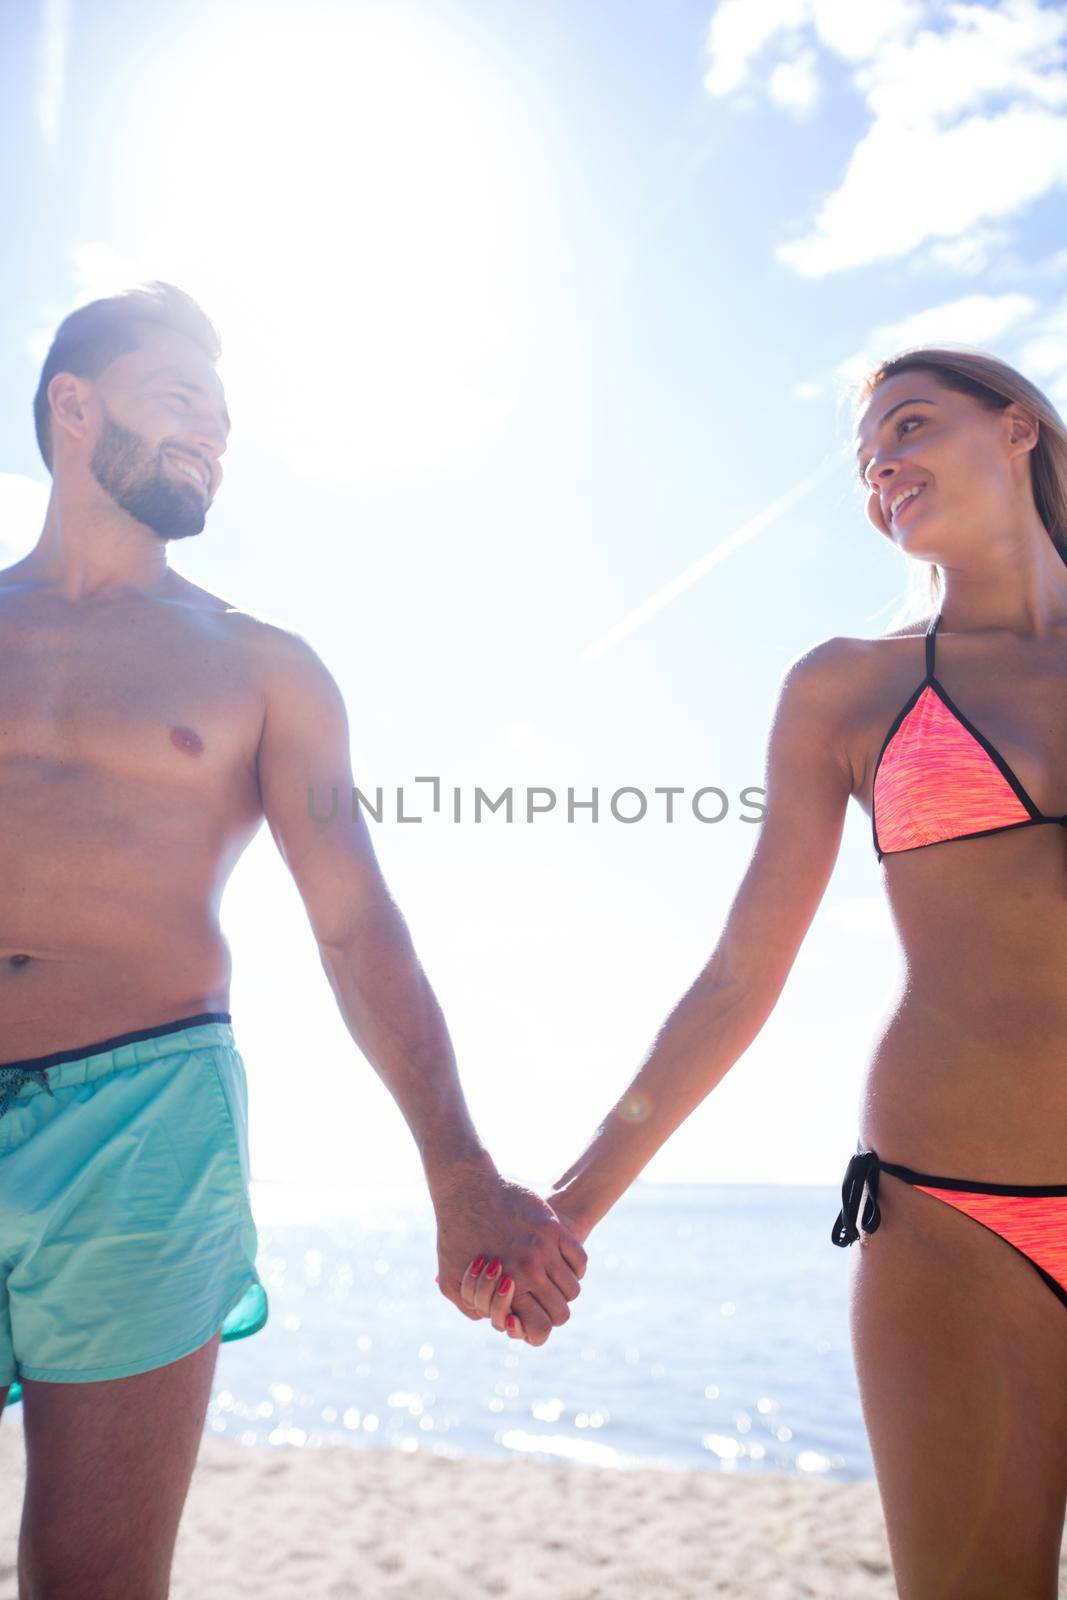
left=253, top=625, right=586, bottom=1341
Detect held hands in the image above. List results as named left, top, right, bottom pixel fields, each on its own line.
left=457, top=1194, right=589, bottom=1347
left=433, top=1169, right=588, bottom=1348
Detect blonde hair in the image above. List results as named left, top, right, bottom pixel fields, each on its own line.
left=848, top=345, right=1067, bottom=630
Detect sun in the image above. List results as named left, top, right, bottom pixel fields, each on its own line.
left=115, top=0, right=549, bottom=479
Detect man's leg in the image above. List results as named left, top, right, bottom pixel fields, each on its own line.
left=17, top=1329, right=221, bottom=1600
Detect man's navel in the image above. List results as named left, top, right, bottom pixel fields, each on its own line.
left=170, top=725, right=205, bottom=757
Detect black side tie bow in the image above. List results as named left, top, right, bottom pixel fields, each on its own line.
left=831, top=1149, right=882, bottom=1247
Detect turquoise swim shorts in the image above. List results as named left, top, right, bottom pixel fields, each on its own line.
left=0, top=1013, right=268, bottom=1409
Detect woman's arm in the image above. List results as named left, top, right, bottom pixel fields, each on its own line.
left=548, top=636, right=858, bottom=1240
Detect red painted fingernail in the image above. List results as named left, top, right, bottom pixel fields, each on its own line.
left=497, top=1275, right=513, bottom=1295
left=470, top=1256, right=486, bottom=1275
left=506, top=1314, right=517, bottom=1330
left=486, top=1257, right=502, bottom=1278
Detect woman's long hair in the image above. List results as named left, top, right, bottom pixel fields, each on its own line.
left=849, top=346, right=1067, bottom=629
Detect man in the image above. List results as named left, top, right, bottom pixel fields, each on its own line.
left=0, top=282, right=586, bottom=1599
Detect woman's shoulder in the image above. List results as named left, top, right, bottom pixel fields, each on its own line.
left=875, top=617, right=935, bottom=641
left=783, top=617, right=928, bottom=676
left=778, top=616, right=934, bottom=721
left=798, top=616, right=933, bottom=669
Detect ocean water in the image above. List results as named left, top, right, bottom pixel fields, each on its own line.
left=210, top=1181, right=875, bottom=1481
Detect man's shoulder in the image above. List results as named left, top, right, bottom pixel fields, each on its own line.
left=205, top=597, right=336, bottom=705
left=221, top=607, right=321, bottom=671
left=180, top=578, right=312, bottom=659
left=0, top=565, right=319, bottom=678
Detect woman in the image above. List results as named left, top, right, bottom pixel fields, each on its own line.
left=470, top=345, right=1067, bottom=1598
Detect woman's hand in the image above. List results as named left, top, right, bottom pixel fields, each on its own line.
left=459, top=1194, right=591, bottom=1341
left=433, top=1170, right=587, bottom=1345
left=460, top=1255, right=527, bottom=1340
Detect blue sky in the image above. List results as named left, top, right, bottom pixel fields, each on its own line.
left=3, top=0, right=1067, bottom=1194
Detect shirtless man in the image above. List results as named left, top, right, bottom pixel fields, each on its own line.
left=0, top=281, right=586, bottom=1599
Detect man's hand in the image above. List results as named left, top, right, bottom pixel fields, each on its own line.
left=433, top=1167, right=588, bottom=1347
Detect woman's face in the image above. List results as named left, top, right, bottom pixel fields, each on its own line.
left=853, top=370, right=1031, bottom=558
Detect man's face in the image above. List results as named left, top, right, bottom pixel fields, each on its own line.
left=87, top=328, right=231, bottom=542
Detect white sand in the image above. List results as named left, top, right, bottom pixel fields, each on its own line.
left=5, top=1416, right=1065, bottom=1598
left=1, top=1413, right=898, bottom=1600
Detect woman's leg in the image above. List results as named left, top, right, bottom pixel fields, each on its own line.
left=850, top=1171, right=1067, bottom=1599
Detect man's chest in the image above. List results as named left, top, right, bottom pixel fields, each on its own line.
left=0, top=601, right=264, bottom=790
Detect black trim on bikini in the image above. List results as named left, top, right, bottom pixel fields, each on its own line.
left=873, top=815, right=1059, bottom=863
left=878, top=1159, right=1067, bottom=1197
left=871, top=609, right=1067, bottom=859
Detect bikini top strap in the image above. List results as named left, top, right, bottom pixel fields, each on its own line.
left=924, top=609, right=941, bottom=678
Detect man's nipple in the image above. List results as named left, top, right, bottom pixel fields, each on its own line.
left=170, top=725, right=205, bottom=757
left=9, top=954, right=31, bottom=967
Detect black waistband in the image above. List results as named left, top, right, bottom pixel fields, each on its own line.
left=0, top=1011, right=232, bottom=1075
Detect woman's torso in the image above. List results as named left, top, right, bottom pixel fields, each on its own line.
left=843, top=612, right=1067, bottom=1178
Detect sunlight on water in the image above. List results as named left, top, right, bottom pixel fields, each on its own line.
left=500, top=1428, right=630, bottom=1468
left=210, top=1184, right=873, bottom=1479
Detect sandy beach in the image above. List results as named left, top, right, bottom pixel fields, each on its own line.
left=0, top=1413, right=901, bottom=1599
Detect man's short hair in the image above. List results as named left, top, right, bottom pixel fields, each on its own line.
left=33, top=281, right=221, bottom=471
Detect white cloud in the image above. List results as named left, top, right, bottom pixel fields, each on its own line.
left=779, top=107, right=1067, bottom=276
left=769, top=47, right=821, bottom=116
left=809, top=0, right=925, bottom=61
left=923, top=225, right=1013, bottom=277
left=705, top=0, right=922, bottom=111
left=0, top=475, right=49, bottom=558
left=855, top=1, right=1067, bottom=127
left=798, top=289, right=1067, bottom=417
left=834, top=291, right=1038, bottom=389
left=705, top=0, right=1067, bottom=274
left=1017, top=297, right=1067, bottom=407
left=1020, top=333, right=1067, bottom=378
left=704, top=0, right=808, bottom=98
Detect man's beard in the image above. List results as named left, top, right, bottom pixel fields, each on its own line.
left=89, top=407, right=208, bottom=541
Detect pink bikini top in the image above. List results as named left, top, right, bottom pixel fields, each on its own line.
left=872, top=609, right=1067, bottom=861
